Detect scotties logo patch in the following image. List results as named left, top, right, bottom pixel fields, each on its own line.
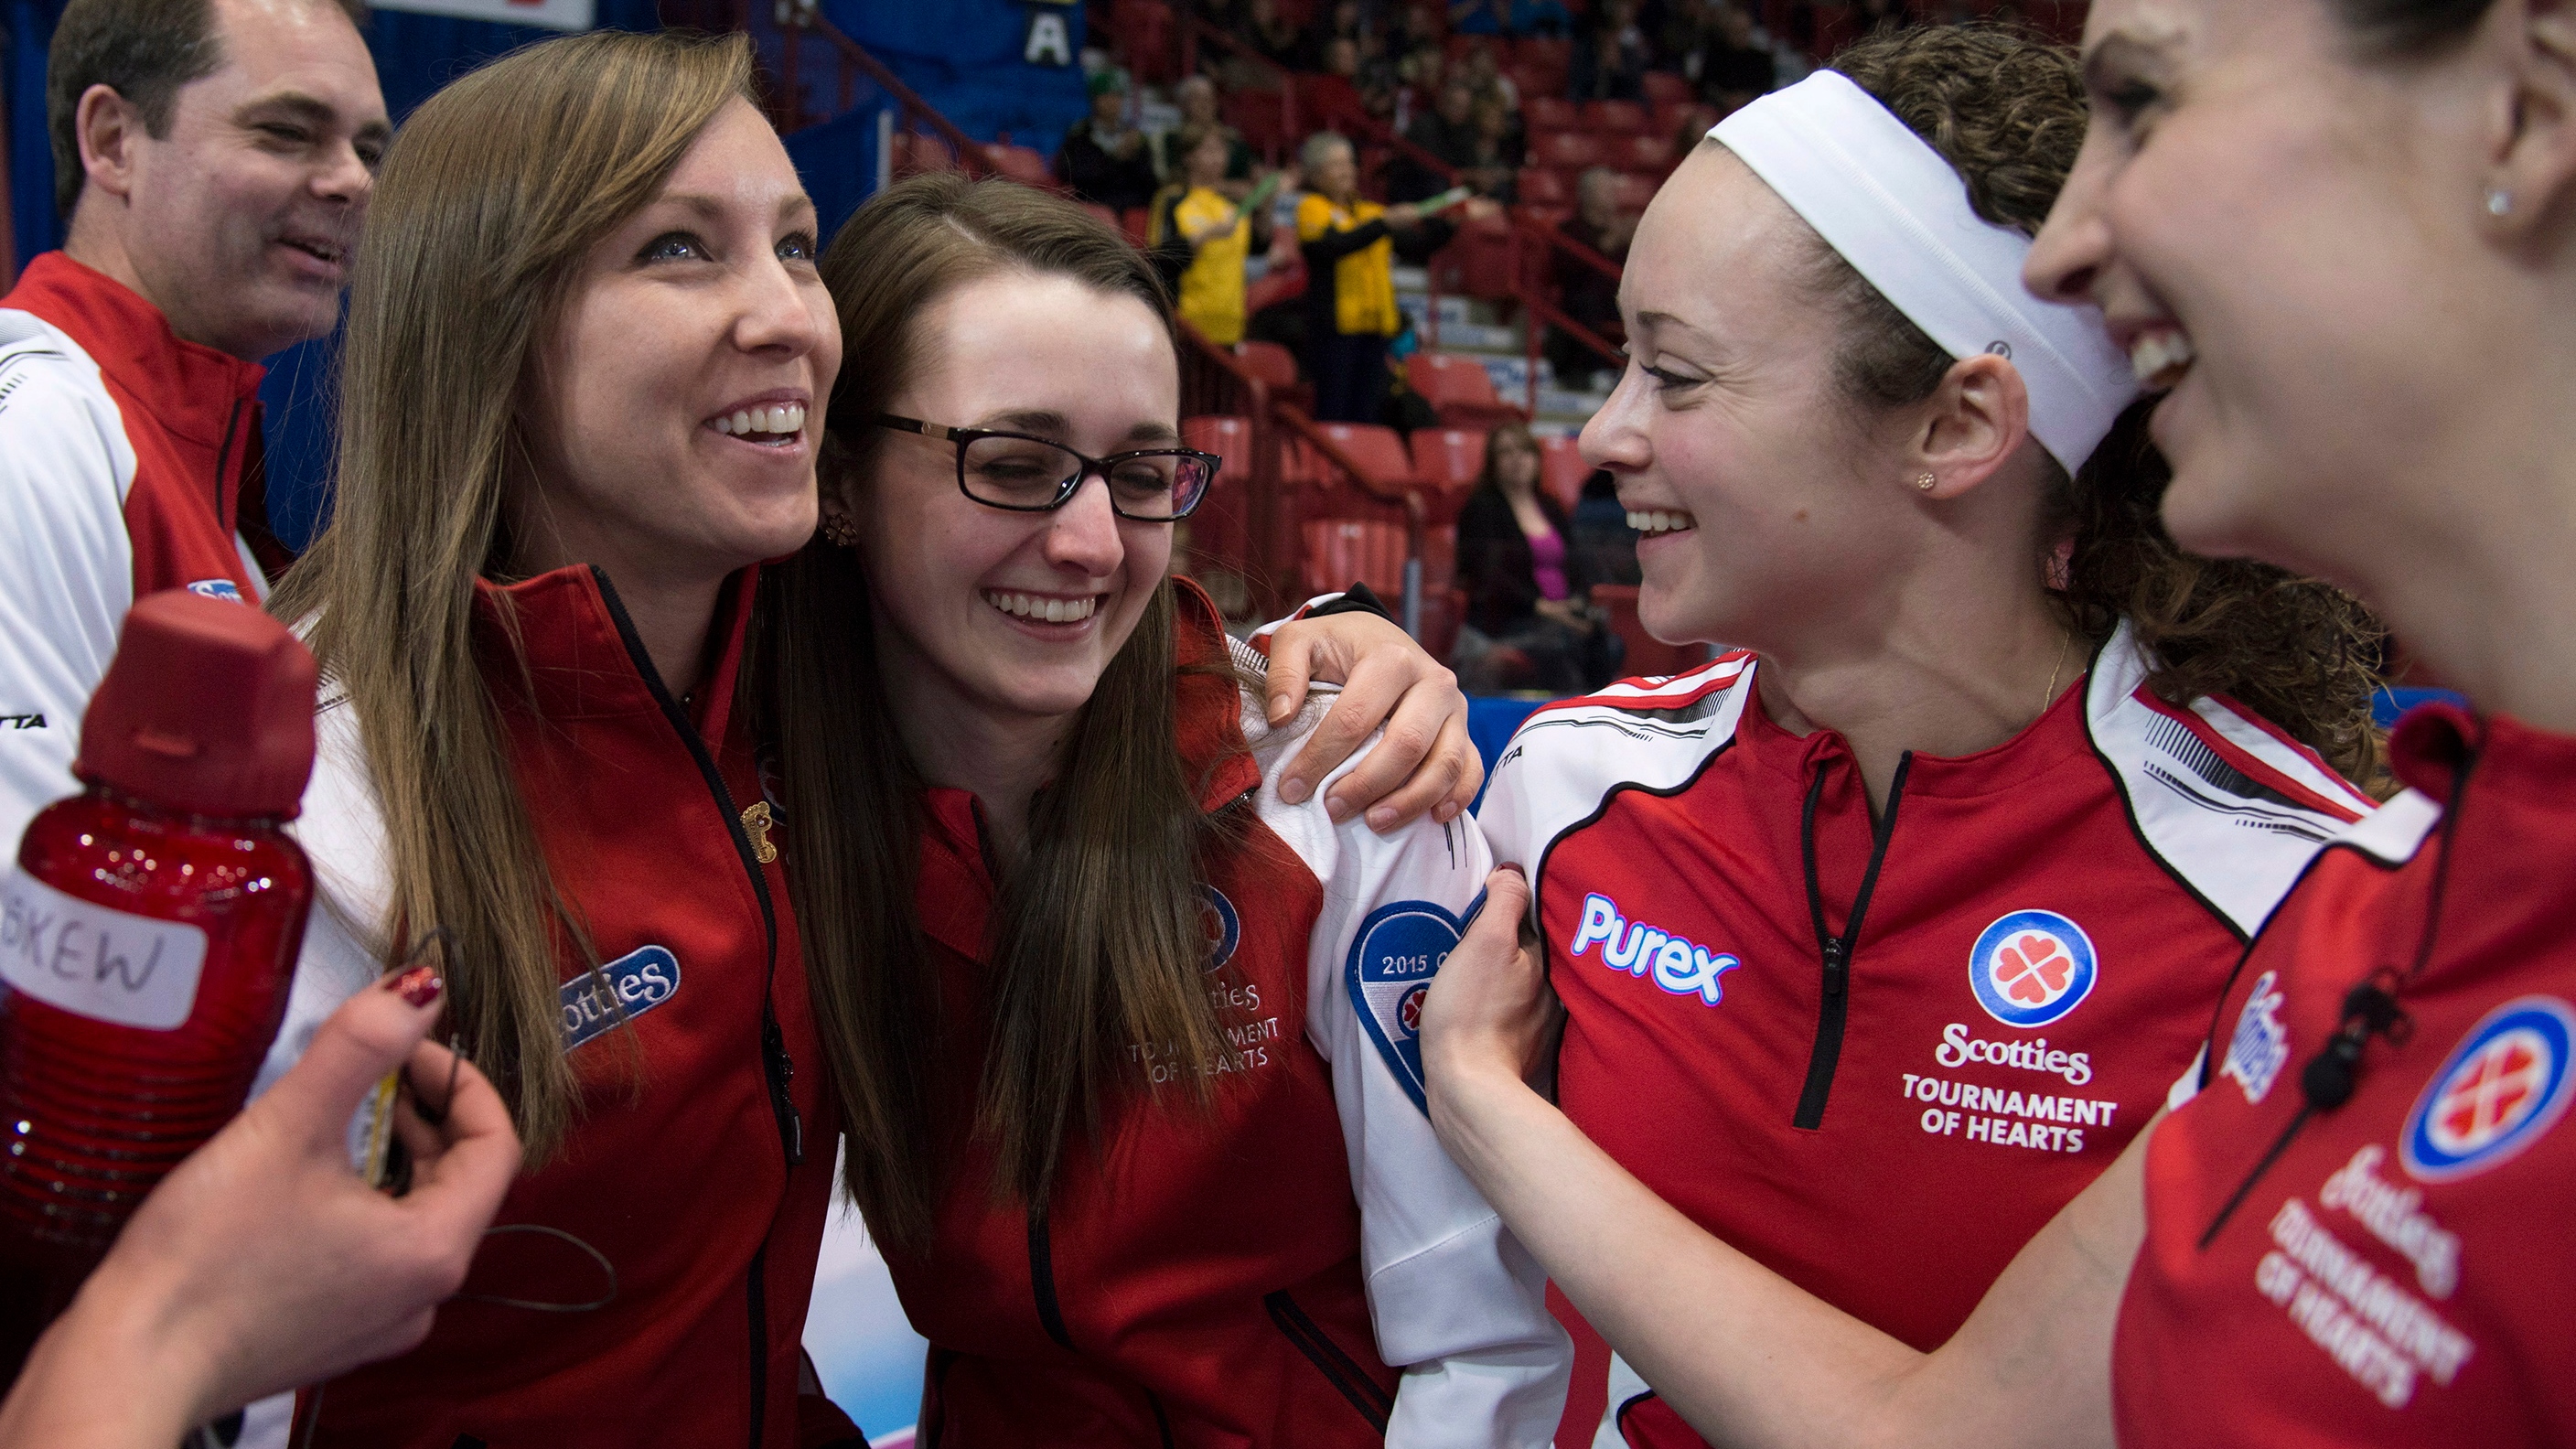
left=559, top=945, right=681, bottom=1049
left=1198, top=886, right=1241, bottom=971
left=1968, top=910, right=2098, bottom=1028
left=2402, top=996, right=2576, bottom=1183
left=1346, top=896, right=1474, bottom=1114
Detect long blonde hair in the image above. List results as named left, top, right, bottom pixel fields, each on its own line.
left=272, top=30, right=757, bottom=1161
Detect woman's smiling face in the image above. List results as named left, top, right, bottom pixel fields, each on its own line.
left=844, top=270, right=1180, bottom=731
left=2023, top=0, right=2512, bottom=585
left=1579, top=144, right=1930, bottom=652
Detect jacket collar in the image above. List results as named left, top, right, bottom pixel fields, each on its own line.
left=3, top=252, right=267, bottom=449
left=471, top=563, right=762, bottom=750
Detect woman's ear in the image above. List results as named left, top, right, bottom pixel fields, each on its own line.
left=2483, top=0, right=2576, bottom=241
left=1907, top=351, right=2034, bottom=500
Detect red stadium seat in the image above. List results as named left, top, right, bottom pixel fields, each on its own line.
left=1223, top=91, right=1287, bottom=160
left=1231, top=339, right=1301, bottom=390
left=1640, top=71, right=1693, bottom=106
left=1512, top=37, right=1573, bottom=72
left=1516, top=166, right=1572, bottom=207
left=1410, top=427, right=1489, bottom=493
left=980, top=143, right=1055, bottom=188
left=1120, top=0, right=1180, bottom=83
left=1079, top=201, right=1119, bottom=229
left=1592, top=585, right=1705, bottom=678
left=1615, top=131, right=1678, bottom=174
left=1301, top=520, right=1408, bottom=599
left=1311, top=422, right=1417, bottom=492
left=1530, top=130, right=1606, bottom=171
left=1120, top=207, right=1154, bottom=246
left=1523, top=96, right=1580, bottom=133
left=891, top=131, right=958, bottom=176
left=1514, top=201, right=1573, bottom=230
left=1436, top=210, right=1519, bottom=301
left=1182, top=415, right=1257, bottom=482
left=1537, top=433, right=1594, bottom=513
left=1406, top=352, right=1529, bottom=430
left=1584, top=100, right=1651, bottom=134
left=1507, top=61, right=1564, bottom=102
left=1180, top=415, right=1255, bottom=571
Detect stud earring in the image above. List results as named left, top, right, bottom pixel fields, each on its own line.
left=2486, top=188, right=2515, bottom=218
left=1915, top=472, right=1937, bottom=492
left=819, top=512, right=863, bottom=547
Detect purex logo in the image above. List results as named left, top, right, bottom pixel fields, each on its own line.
left=1567, top=893, right=1741, bottom=1007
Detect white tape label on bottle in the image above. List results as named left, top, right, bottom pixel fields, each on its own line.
left=0, top=870, right=209, bottom=1031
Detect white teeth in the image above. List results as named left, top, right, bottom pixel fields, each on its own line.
left=1626, top=510, right=1698, bottom=535
left=713, top=403, right=808, bottom=440
left=2129, top=329, right=2196, bottom=390
left=982, top=590, right=1100, bottom=623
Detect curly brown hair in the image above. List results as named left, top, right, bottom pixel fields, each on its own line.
left=1791, top=24, right=2386, bottom=787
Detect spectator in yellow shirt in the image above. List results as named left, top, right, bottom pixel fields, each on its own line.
left=1294, top=133, right=1424, bottom=423
left=1153, top=126, right=1262, bottom=346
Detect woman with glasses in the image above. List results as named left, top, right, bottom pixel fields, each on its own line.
left=757, top=172, right=1569, bottom=1447
left=238, top=32, right=1482, bottom=1448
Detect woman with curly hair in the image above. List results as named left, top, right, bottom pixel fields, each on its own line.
left=1453, top=25, right=2386, bottom=1445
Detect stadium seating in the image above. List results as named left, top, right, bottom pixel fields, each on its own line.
left=1592, top=585, right=1707, bottom=679
left=1615, top=132, right=1677, bottom=175
left=1410, top=427, right=1489, bottom=493
left=1524, top=96, right=1580, bottom=134
left=1537, top=433, right=1594, bottom=512
left=1406, top=352, right=1529, bottom=430
left=1309, top=422, right=1417, bottom=492
left=1583, top=100, right=1651, bottom=134
left=980, top=143, right=1055, bottom=188
left=1641, top=71, right=1694, bottom=106
left=1516, top=166, right=1572, bottom=208
left=1530, top=130, right=1608, bottom=172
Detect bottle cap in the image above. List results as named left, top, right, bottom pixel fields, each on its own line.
left=77, top=590, right=319, bottom=819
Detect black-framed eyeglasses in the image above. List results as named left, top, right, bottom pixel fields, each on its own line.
left=874, top=415, right=1219, bottom=522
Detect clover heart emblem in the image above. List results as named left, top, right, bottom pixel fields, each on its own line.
left=1994, top=932, right=2074, bottom=1005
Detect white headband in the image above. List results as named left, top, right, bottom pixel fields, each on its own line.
left=1711, top=70, right=2136, bottom=472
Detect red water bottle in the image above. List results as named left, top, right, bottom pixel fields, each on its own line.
left=0, top=590, right=318, bottom=1266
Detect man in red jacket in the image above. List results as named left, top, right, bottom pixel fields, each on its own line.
left=0, top=0, right=388, bottom=852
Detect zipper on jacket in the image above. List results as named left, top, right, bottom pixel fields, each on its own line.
left=1026, top=1210, right=1078, bottom=1351
left=746, top=1245, right=768, bottom=1449
left=1792, top=754, right=1911, bottom=1130
left=592, top=566, right=800, bottom=1167
left=1261, top=1290, right=1394, bottom=1433
left=593, top=568, right=796, bottom=1449
left=760, top=1007, right=804, bottom=1166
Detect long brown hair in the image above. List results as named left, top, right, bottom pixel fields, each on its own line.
left=756, top=174, right=1232, bottom=1250
left=1798, top=25, right=2385, bottom=784
left=271, top=30, right=757, bottom=1161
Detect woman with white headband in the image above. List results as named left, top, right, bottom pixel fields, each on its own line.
left=1454, top=27, right=2387, bottom=1445
left=1427, top=0, right=2576, bottom=1444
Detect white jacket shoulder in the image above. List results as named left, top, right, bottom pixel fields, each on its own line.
left=2085, top=619, right=2377, bottom=937
left=1476, top=652, right=1756, bottom=872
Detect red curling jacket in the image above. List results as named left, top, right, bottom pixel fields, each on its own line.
left=262, top=564, right=841, bottom=1449
left=878, top=581, right=1566, bottom=1448
left=0, top=252, right=284, bottom=859
left=2120, top=703, right=2576, bottom=1446
left=1476, top=624, right=2376, bottom=1447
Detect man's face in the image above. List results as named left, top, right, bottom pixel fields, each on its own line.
left=109, top=0, right=387, bottom=360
